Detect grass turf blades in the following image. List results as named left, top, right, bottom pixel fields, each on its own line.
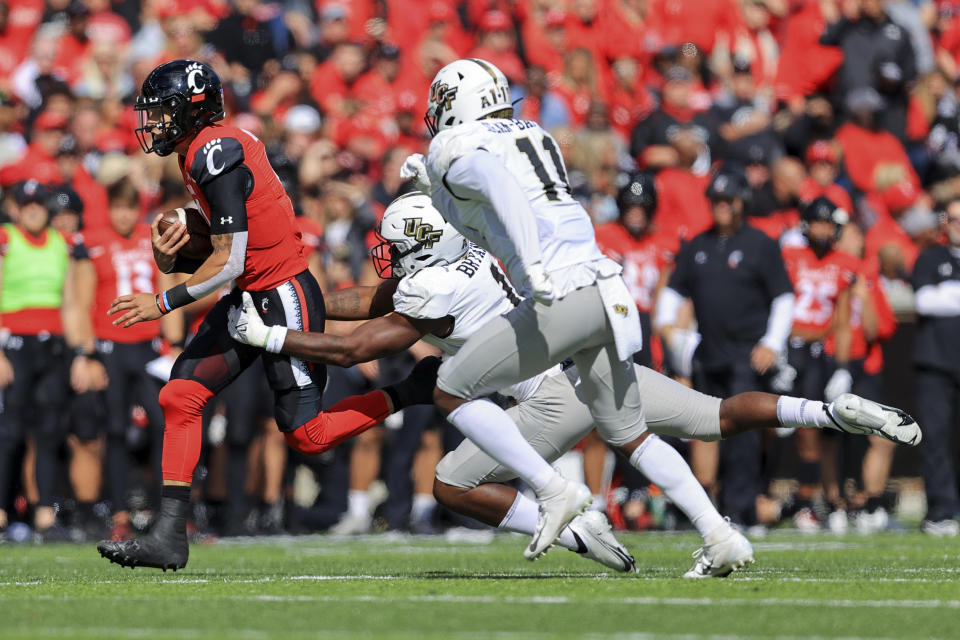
left=1, top=531, right=958, bottom=639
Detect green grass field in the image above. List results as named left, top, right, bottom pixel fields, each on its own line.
left=1, top=530, right=958, bottom=639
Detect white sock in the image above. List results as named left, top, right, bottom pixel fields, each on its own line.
left=347, top=490, right=370, bottom=520
left=447, top=398, right=557, bottom=493
left=777, top=396, right=832, bottom=429
left=629, top=435, right=725, bottom=539
left=499, top=492, right=579, bottom=551
left=411, top=493, right=436, bottom=521
left=588, top=494, right=605, bottom=511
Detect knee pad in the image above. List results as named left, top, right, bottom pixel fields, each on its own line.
left=159, top=379, right=212, bottom=417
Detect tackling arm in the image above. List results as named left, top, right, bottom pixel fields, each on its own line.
left=323, top=280, right=399, bottom=321
left=280, top=312, right=447, bottom=368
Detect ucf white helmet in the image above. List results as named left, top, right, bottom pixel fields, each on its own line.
left=425, top=58, right=512, bottom=135
left=371, top=192, right=468, bottom=278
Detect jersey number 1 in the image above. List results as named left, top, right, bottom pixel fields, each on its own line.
left=515, top=136, right=570, bottom=202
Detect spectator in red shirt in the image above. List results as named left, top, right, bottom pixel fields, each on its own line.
left=522, top=8, right=568, bottom=81
left=654, top=126, right=713, bottom=252
left=800, top=140, right=854, bottom=214
left=1, top=109, right=64, bottom=186
left=647, top=0, right=739, bottom=55
left=835, top=87, right=920, bottom=195
left=354, top=43, right=402, bottom=119
left=607, top=56, right=655, bottom=141
left=51, top=1, right=90, bottom=86
left=309, top=41, right=366, bottom=117
left=469, top=10, right=525, bottom=85
left=554, top=47, right=607, bottom=127
left=774, top=0, right=845, bottom=102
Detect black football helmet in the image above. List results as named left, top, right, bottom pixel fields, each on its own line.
left=617, top=172, right=658, bottom=216
left=705, top=169, right=751, bottom=203
left=134, top=59, right=225, bottom=157
left=802, top=196, right=848, bottom=257
left=801, top=196, right=848, bottom=240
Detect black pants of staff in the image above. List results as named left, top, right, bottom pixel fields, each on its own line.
left=696, top=358, right=764, bottom=527
left=914, top=366, right=960, bottom=522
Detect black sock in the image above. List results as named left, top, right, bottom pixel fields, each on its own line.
left=162, top=485, right=191, bottom=504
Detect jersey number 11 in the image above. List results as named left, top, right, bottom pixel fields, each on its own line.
left=515, top=136, right=570, bottom=202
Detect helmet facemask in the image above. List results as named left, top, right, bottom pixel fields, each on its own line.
left=134, top=95, right=186, bottom=157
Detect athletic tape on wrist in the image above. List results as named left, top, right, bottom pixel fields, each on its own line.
left=265, top=326, right=288, bottom=353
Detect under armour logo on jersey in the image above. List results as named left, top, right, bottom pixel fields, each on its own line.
left=221, top=216, right=233, bottom=225
left=185, top=62, right=206, bottom=94
left=404, top=218, right=443, bottom=249
left=695, top=251, right=708, bottom=265
left=940, top=262, right=953, bottom=277
left=203, top=139, right=225, bottom=176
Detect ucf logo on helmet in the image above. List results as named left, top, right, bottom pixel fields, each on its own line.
left=429, top=82, right=457, bottom=114
left=404, top=218, right=443, bottom=249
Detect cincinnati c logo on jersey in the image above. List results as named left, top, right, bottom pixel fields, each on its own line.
left=404, top=218, right=443, bottom=249
left=203, top=139, right=225, bottom=176
left=186, top=62, right=206, bottom=94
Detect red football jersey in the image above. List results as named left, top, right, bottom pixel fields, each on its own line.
left=83, top=223, right=161, bottom=343
left=825, top=257, right=896, bottom=374
left=783, top=245, right=858, bottom=334
left=594, top=223, right=672, bottom=314
left=179, top=123, right=308, bottom=291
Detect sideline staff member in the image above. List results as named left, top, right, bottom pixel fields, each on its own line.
left=912, top=198, right=960, bottom=537
left=655, top=169, right=795, bottom=526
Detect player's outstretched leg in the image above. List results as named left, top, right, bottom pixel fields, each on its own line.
left=723, top=392, right=921, bottom=446
left=433, top=480, right=634, bottom=572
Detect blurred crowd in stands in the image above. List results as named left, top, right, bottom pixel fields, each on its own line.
left=0, top=0, right=959, bottom=542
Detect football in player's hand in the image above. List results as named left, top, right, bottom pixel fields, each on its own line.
left=157, top=207, right=212, bottom=260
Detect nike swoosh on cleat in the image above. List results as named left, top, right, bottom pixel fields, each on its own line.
left=570, top=530, right=588, bottom=555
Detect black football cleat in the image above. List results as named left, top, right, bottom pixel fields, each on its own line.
left=97, top=497, right=189, bottom=571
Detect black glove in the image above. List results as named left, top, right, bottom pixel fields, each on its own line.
left=383, top=356, right=442, bottom=410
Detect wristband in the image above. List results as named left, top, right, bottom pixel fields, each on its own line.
left=162, top=283, right=196, bottom=312
left=156, top=294, right=169, bottom=315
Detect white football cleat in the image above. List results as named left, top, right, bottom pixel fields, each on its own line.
left=827, top=393, right=921, bottom=446
left=524, top=479, right=592, bottom=561
left=328, top=513, right=372, bottom=536
left=684, top=522, right=755, bottom=579
left=567, top=511, right=635, bottom=573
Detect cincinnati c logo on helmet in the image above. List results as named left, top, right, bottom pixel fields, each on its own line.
left=186, top=62, right=206, bottom=94
left=404, top=218, right=443, bottom=249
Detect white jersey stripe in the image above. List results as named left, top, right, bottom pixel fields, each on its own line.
left=277, top=280, right=313, bottom=388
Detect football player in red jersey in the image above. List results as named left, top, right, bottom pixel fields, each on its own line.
left=781, top=197, right=858, bottom=530
left=99, top=60, right=430, bottom=570
left=594, top=172, right=671, bottom=369
left=74, top=178, right=186, bottom=541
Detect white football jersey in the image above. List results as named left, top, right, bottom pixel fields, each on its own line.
left=393, top=243, right=551, bottom=402
left=425, top=119, right=610, bottom=297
